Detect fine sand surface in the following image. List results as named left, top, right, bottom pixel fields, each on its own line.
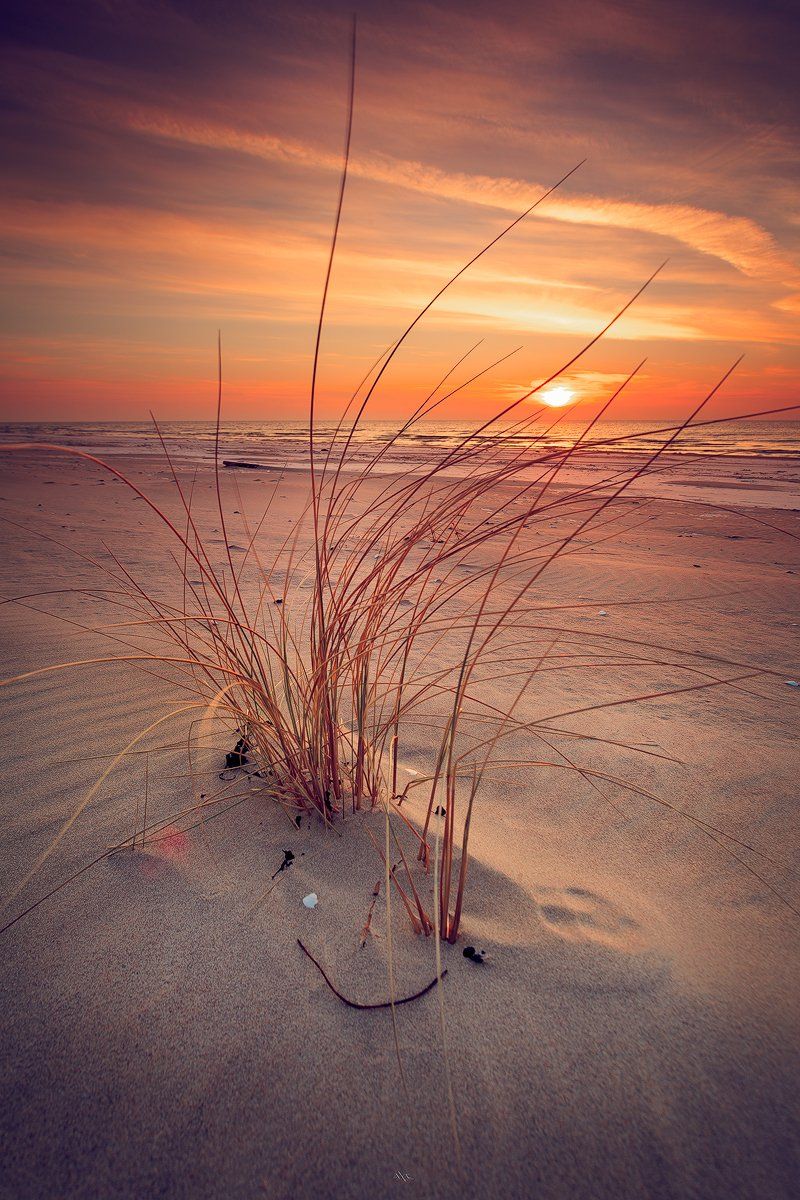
left=0, top=447, right=798, bottom=1199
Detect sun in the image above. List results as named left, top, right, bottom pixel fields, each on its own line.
left=541, top=386, right=575, bottom=408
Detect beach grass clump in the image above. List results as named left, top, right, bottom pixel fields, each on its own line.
left=3, top=322, right=796, bottom=942
left=2, top=23, right=798, bottom=943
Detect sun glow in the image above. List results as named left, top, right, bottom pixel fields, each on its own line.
left=541, top=386, right=576, bottom=408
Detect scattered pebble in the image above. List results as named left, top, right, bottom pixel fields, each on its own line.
left=303, top=893, right=318, bottom=909
left=598, top=609, right=608, bottom=616
left=785, top=681, right=799, bottom=688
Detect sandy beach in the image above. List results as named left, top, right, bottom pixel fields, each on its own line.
left=3, top=0, right=800, bottom=1192
left=0, top=443, right=798, bottom=1199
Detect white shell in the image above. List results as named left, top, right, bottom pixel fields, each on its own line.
left=302, top=892, right=318, bottom=908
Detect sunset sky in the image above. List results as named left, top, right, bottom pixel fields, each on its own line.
left=1, top=0, right=798, bottom=422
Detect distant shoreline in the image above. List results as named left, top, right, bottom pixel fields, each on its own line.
left=1, top=418, right=799, bottom=466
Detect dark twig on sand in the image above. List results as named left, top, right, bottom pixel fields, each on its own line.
left=297, top=938, right=446, bottom=1009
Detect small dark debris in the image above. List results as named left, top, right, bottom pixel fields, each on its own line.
left=271, top=849, right=295, bottom=880
left=274, top=598, right=283, bottom=605
left=463, top=946, right=486, bottom=964
left=294, top=814, right=302, bottom=828
left=434, top=805, right=446, bottom=816
left=225, top=735, right=250, bottom=770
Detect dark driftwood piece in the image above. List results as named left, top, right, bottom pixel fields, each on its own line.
left=297, top=938, right=447, bottom=1010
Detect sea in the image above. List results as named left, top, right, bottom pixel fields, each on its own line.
left=0, top=419, right=798, bottom=472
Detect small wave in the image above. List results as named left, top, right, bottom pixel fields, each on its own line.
left=1, top=419, right=798, bottom=464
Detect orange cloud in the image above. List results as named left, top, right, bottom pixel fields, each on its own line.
left=120, top=106, right=799, bottom=286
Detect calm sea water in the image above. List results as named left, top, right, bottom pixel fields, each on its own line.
left=1, top=419, right=798, bottom=468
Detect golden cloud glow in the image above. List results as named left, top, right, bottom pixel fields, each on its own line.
left=119, top=106, right=799, bottom=285
left=1, top=7, right=797, bottom=422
